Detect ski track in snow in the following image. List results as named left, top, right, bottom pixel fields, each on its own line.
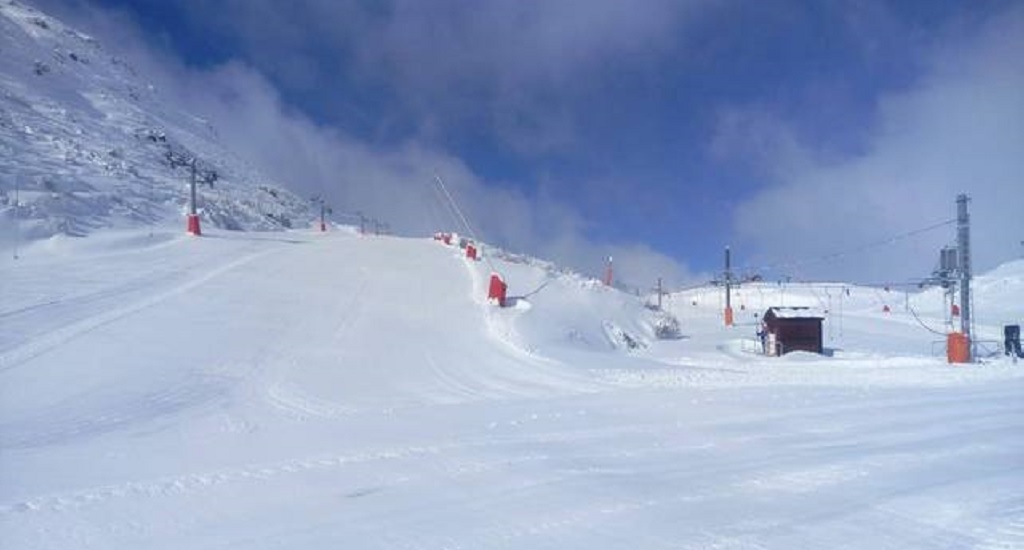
left=0, top=244, right=275, bottom=373
left=4, top=3, right=1024, bottom=547
left=0, top=230, right=1022, bottom=549
left=0, top=373, right=233, bottom=449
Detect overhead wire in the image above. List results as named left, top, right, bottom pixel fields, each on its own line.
left=431, top=172, right=499, bottom=274
left=740, top=218, right=956, bottom=276
left=427, top=173, right=462, bottom=233
left=907, top=305, right=949, bottom=336
left=432, top=173, right=479, bottom=242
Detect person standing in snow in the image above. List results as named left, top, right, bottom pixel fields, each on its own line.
left=757, top=319, right=768, bottom=354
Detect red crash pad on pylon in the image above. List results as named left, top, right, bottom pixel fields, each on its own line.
left=187, top=214, right=201, bottom=236
left=488, top=273, right=507, bottom=306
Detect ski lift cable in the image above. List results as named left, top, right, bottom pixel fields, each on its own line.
left=740, top=218, right=956, bottom=275
left=432, top=172, right=477, bottom=240
left=432, top=172, right=498, bottom=273
left=907, top=304, right=948, bottom=336
left=522, top=280, right=552, bottom=298
left=427, top=174, right=462, bottom=232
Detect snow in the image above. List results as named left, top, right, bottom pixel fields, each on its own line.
left=2, top=225, right=1023, bottom=549
left=0, top=1, right=314, bottom=245
left=2, top=3, right=1024, bottom=548
left=764, top=306, right=826, bottom=319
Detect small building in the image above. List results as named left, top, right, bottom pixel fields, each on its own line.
left=762, top=307, right=825, bottom=356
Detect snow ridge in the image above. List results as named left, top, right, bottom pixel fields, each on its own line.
left=0, top=1, right=313, bottom=244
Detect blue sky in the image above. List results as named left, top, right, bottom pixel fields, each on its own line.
left=37, top=0, right=1024, bottom=287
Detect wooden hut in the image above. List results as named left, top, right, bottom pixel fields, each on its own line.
left=762, top=307, right=825, bottom=356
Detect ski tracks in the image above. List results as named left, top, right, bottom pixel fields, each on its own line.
left=260, top=269, right=369, bottom=420
left=0, top=247, right=276, bottom=373
left=0, top=417, right=677, bottom=519
left=0, top=372, right=234, bottom=449
left=0, top=442, right=449, bottom=518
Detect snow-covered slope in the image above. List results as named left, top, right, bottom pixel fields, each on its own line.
left=475, top=247, right=671, bottom=358
left=2, top=4, right=1023, bottom=548
left=2, top=228, right=1022, bottom=549
left=0, top=1, right=312, bottom=244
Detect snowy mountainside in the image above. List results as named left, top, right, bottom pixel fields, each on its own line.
left=1, top=228, right=1023, bottom=549
left=0, top=1, right=312, bottom=243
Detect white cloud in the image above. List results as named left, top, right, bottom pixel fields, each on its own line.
left=29, top=1, right=700, bottom=288
left=723, top=6, right=1024, bottom=283
left=105, top=0, right=704, bottom=158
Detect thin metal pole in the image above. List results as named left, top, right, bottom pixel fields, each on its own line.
left=189, top=158, right=198, bottom=216
left=12, top=173, right=19, bottom=260
left=657, top=277, right=663, bottom=310
left=956, top=193, right=972, bottom=360
left=725, top=246, right=732, bottom=311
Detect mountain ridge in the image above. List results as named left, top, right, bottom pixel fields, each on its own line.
left=0, top=0, right=313, bottom=244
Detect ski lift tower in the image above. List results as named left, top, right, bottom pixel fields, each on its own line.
left=955, top=193, right=973, bottom=362
left=724, top=246, right=734, bottom=326
left=311, top=196, right=332, bottom=232
left=921, top=195, right=973, bottom=363
left=186, top=158, right=201, bottom=236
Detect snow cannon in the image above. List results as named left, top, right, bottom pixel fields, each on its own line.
left=186, top=214, right=202, bottom=236
left=488, top=273, right=507, bottom=307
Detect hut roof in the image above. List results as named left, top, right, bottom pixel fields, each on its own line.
left=765, top=306, right=826, bottom=320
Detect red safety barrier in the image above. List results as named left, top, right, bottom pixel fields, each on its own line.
left=488, top=273, right=507, bottom=307
left=947, top=332, right=970, bottom=363
left=187, top=214, right=201, bottom=236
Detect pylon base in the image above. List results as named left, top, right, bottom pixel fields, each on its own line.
left=187, top=214, right=202, bottom=236
left=488, top=273, right=507, bottom=307
left=947, top=332, right=970, bottom=364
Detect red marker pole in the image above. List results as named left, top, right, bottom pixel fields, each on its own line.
left=186, top=159, right=201, bottom=236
